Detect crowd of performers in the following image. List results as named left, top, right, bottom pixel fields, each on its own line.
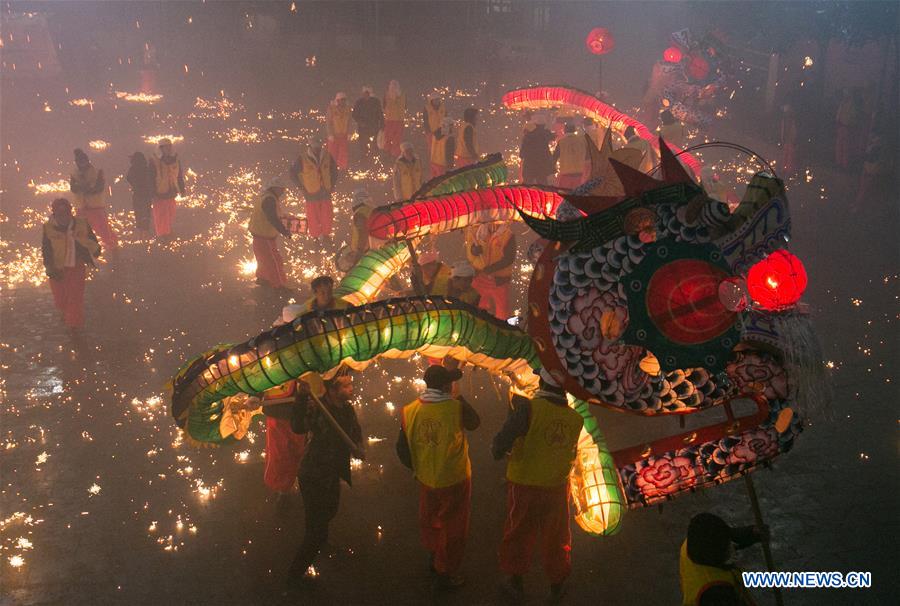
left=41, top=80, right=786, bottom=605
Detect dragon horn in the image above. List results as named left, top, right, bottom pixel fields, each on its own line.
left=658, top=137, right=694, bottom=185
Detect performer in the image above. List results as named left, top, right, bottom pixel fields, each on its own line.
left=553, top=122, right=587, bottom=190
left=466, top=223, right=515, bottom=319
left=492, top=370, right=583, bottom=603
left=303, top=275, right=348, bottom=313
left=679, top=513, right=766, bottom=606
left=288, top=374, right=364, bottom=586
left=422, top=94, right=446, bottom=170
left=70, top=148, right=118, bottom=251
left=149, top=138, right=185, bottom=238
left=126, top=152, right=154, bottom=239
left=519, top=116, right=556, bottom=185
left=383, top=80, right=406, bottom=158
left=454, top=107, right=480, bottom=168
left=352, top=86, right=384, bottom=161
left=264, top=304, right=308, bottom=512
left=659, top=109, right=687, bottom=150
left=392, top=142, right=423, bottom=201
left=291, top=142, right=338, bottom=242
left=326, top=92, right=352, bottom=170
left=622, top=126, right=655, bottom=173
left=430, top=118, right=456, bottom=178
left=41, top=198, right=100, bottom=330
left=339, top=188, right=374, bottom=271
left=248, top=177, right=291, bottom=290
left=396, top=365, right=481, bottom=590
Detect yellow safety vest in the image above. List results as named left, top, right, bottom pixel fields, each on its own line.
left=660, top=122, right=686, bottom=149
left=402, top=398, right=470, bottom=488
left=151, top=156, right=181, bottom=198
left=557, top=133, right=587, bottom=175
left=679, top=541, right=754, bottom=606
left=298, top=154, right=333, bottom=196
left=624, top=137, right=655, bottom=173
left=43, top=218, right=99, bottom=271
left=430, top=134, right=450, bottom=167
left=425, top=102, right=445, bottom=133
left=393, top=157, right=423, bottom=200
left=455, top=123, right=478, bottom=163
left=301, top=297, right=349, bottom=314
left=70, top=166, right=105, bottom=209
left=384, top=94, right=406, bottom=121
left=328, top=104, right=351, bottom=136
left=466, top=227, right=513, bottom=279
left=350, top=205, right=373, bottom=254
left=506, top=397, right=583, bottom=487
left=248, top=192, right=281, bottom=239
left=425, top=263, right=452, bottom=296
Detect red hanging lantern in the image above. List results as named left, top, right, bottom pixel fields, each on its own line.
left=586, top=27, right=615, bottom=55
left=746, top=250, right=808, bottom=310
left=663, top=46, right=683, bottom=63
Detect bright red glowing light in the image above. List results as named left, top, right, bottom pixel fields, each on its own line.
left=747, top=250, right=807, bottom=310
left=663, top=46, right=683, bottom=63
left=586, top=28, right=615, bottom=55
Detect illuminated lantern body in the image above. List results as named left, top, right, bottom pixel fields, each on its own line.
left=585, top=27, right=615, bottom=55
left=687, top=54, right=710, bottom=80
left=747, top=250, right=807, bottom=310
left=663, top=46, right=683, bottom=63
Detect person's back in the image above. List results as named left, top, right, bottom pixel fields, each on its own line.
left=556, top=132, right=587, bottom=177
left=505, top=395, right=583, bottom=487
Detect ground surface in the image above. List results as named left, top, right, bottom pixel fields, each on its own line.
left=1, top=75, right=898, bottom=606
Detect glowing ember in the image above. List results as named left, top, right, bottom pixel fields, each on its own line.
left=142, top=134, right=185, bottom=145
left=68, top=98, right=95, bottom=109
left=28, top=178, right=69, bottom=195
left=9, top=555, right=24, bottom=568
left=89, top=140, right=110, bottom=151
left=88, top=483, right=102, bottom=496
left=115, top=91, right=163, bottom=104
left=238, top=258, right=257, bottom=277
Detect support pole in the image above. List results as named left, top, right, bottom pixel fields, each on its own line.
left=743, top=472, right=784, bottom=606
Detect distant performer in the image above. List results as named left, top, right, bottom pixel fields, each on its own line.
left=383, top=80, right=406, bottom=158
left=149, top=138, right=185, bottom=238
left=352, top=86, right=384, bottom=162
left=393, top=142, right=423, bottom=201
left=70, top=148, right=118, bottom=251
left=249, top=177, right=292, bottom=291
left=126, top=152, right=154, bottom=240
left=41, top=198, right=100, bottom=330
left=455, top=107, right=480, bottom=168
left=326, top=92, right=352, bottom=170
left=291, top=142, right=338, bottom=242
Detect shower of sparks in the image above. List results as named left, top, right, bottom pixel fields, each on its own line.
left=28, top=178, right=69, bottom=195
left=115, top=91, right=163, bottom=104
left=142, top=134, right=185, bottom=145
left=89, top=140, right=110, bottom=151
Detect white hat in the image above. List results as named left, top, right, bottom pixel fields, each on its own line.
left=451, top=261, right=475, bottom=278
left=266, top=176, right=287, bottom=190
left=362, top=85, right=373, bottom=94
left=335, top=92, right=347, bottom=100
left=273, top=303, right=304, bottom=327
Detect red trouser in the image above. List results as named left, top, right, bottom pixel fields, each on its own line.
left=384, top=120, right=404, bottom=157
left=306, top=195, right=333, bottom=238
left=430, top=163, right=447, bottom=178
left=264, top=416, right=307, bottom=492
left=472, top=274, right=510, bottom=319
left=328, top=135, right=349, bottom=170
left=252, top=235, right=287, bottom=288
left=499, top=482, right=572, bottom=584
left=419, top=478, right=471, bottom=575
left=556, top=173, right=582, bottom=191
left=152, top=197, right=176, bottom=237
left=80, top=207, right=118, bottom=250
left=49, top=265, right=87, bottom=328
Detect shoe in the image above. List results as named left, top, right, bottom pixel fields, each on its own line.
left=500, top=575, right=524, bottom=602
left=548, top=582, right=567, bottom=603
left=434, top=573, right=465, bottom=590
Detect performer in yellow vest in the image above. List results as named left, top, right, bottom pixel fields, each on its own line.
left=553, top=122, right=588, bottom=191
left=326, top=92, right=352, bottom=170
left=466, top=223, right=515, bottom=319
left=423, top=94, right=446, bottom=172
left=659, top=109, right=687, bottom=151
left=337, top=188, right=374, bottom=272
left=248, top=176, right=291, bottom=290
left=392, top=142, right=423, bottom=200
left=41, top=198, right=101, bottom=329
left=397, top=365, right=480, bottom=590
left=291, top=142, right=338, bottom=241
left=492, top=369, right=584, bottom=603
left=680, top=513, right=764, bottom=605
left=149, top=138, right=185, bottom=238
left=430, top=118, right=456, bottom=178
left=70, top=148, right=118, bottom=251
left=622, top=126, right=657, bottom=173
left=455, top=107, right=479, bottom=168
left=302, top=275, right=349, bottom=313
left=383, top=79, right=406, bottom=157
